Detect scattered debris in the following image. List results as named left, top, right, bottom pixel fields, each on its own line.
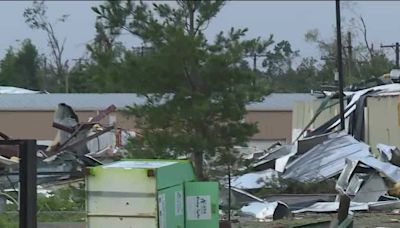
left=0, top=102, right=135, bottom=190
left=227, top=84, right=400, bottom=223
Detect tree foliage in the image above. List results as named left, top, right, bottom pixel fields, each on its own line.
left=0, top=39, right=42, bottom=90
left=91, top=0, right=271, bottom=179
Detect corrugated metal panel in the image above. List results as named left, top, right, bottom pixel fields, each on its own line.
left=282, top=132, right=370, bottom=182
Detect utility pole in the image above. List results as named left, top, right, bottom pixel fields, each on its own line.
left=346, top=32, right=353, bottom=79
left=335, top=0, right=350, bottom=226
left=336, top=0, right=345, bottom=131
left=245, top=53, right=268, bottom=71
left=381, top=42, right=400, bottom=68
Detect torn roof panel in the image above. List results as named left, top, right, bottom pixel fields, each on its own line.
left=231, top=169, right=279, bottom=190
left=0, top=86, right=42, bottom=94
left=282, top=132, right=370, bottom=182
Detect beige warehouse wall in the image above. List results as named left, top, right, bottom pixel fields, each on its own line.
left=0, top=110, right=135, bottom=140
left=0, top=109, right=290, bottom=142
left=245, top=110, right=292, bottom=142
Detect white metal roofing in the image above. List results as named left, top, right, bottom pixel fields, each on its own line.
left=0, top=86, right=42, bottom=94
left=0, top=93, right=314, bottom=111
left=0, top=93, right=145, bottom=111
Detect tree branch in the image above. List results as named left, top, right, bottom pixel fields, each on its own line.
left=360, top=16, right=374, bottom=60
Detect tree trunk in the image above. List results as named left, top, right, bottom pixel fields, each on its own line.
left=193, top=151, right=206, bottom=181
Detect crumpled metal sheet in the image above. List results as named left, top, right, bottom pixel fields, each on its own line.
left=240, top=201, right=290, bottom=220
left=252, top=144, right=293, bottom=171
left=357, top=156, right=400, bottom=183
left=282, top=132, right=370, bottom=182
left=337, top=155, right=400, bottom=203
left=336, top=158, right=370, bottom=196
left=352, top=173, right=387, bottom=203
left=377, top=143, right=400, bottom=166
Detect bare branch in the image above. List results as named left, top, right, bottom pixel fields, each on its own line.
left=360, top=16, right=374, bottom=60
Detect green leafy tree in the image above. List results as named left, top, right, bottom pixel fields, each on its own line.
left=270, top=57, right=320, bottom=93
left=262, top=40, right=299, bottom=77
left=0, top=39, right=42, bottom=90
left=91, top=0, right=270, bottom=179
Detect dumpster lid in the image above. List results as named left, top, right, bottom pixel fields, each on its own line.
left=103, top=160, right=178, bottom=169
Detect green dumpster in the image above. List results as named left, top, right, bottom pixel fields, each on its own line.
left=86, top=159, right=219, bottom=228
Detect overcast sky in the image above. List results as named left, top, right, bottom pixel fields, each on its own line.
left=1, top=1, right=400, bottom=63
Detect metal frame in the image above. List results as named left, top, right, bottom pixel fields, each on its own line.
left=0, top=139, right=37, bottom=228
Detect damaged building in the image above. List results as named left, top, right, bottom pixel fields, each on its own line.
left=224, top=83, right=400, bottom=224
left=293, top=83, right=400, bottom=154
left=0, top=92, right=314, bottom=149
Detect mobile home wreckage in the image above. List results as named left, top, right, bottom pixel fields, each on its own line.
left=229, top=82, right=400, bottom=224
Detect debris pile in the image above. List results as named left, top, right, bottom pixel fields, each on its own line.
left=222, top=84, right=400, bottom=223
left=0, top=103, right=135, bottom=189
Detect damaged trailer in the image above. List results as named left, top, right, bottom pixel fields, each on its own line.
left=293, top=83, right=400, bottom=154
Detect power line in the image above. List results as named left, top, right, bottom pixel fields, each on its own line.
left=381, top=42, right=400, bottom=68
